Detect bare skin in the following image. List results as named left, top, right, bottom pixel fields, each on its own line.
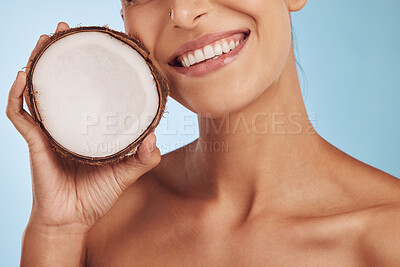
left=7, top=0, right=400, bottom=266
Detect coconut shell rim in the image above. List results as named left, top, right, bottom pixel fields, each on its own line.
left=24, top=26, right=169, bottom=165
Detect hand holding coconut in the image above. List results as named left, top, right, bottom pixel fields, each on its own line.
left=6, top=22, right=165, bottom=266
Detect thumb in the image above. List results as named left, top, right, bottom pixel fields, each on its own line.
left=114, top=133, right=161, bottom=186
left=136, top=132, right=158, bottom=166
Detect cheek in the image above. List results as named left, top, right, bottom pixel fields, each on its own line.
left=124, top=6, right=166, bottom=64
left=220, top=0, right=292, bottom=71
left=241, top=0, right=292, bottom=78
left=225, top=0, right=293, bottom=104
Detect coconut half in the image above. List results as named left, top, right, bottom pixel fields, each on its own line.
left=25, top=26, right=168, bottom=165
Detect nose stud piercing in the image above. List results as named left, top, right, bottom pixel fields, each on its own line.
left=168, top=11, right=171, bottom=16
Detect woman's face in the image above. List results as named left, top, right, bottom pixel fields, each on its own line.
left=121, top=0, right=306, bottom=118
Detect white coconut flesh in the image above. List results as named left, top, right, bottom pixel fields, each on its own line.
left=32, top=31, right=159, bottom=158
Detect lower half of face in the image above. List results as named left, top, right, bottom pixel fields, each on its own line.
left=124, top=0, right=293, bottom=118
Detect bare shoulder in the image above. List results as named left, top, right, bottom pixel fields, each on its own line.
left=323, top=142, right=400, bottom=205
left=291, top=169, right=400, bottom=266
left=325, top=146, right=400, bottom=265
left=356, top=164, right=400, bottom=265
left=294, top=142, right=400, bottom=264
left=358, top=201, right=400, bottom=266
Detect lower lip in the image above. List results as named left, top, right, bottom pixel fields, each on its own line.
left=170, top=32, right=250, bottom=77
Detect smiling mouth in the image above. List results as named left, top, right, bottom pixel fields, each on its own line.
left=168, top=31, right=250, bottom=68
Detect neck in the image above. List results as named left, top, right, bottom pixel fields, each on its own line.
left=183, top=47, right=328, bottom=220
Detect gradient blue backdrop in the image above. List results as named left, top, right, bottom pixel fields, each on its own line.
left=1, top=1, right=399, bottom=265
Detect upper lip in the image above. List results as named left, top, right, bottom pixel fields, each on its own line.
left=168, top=28, right=250, bottom=64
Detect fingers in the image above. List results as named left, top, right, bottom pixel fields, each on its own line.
left=8, top=22, right=75, bottom=153
left=8, top=22, right=71, bottom=149
left=18, top=22, right=69, bottom=135
left=55, top=21, right=70, bottom=33
left=6, top=71, right=38, bottom=140
left=27, top=34, right=50, bottom=68
left=27, top=22, right=70, bottom=70
left=6, top=72, right=50, bottom=154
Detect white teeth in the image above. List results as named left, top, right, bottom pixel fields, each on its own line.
left=194, top=49, right=205, bottom=63
left=177, top=36, right=246, bottom=67
left=229, top=40, right=235, bottom=50
left=222, top=41, right=230, bottom=53
left=214, top=43, right=223, bottom=56
left=183, top=56, right=190, bottom=67
left=188, top=54, right=195, bottom=65
left=203, top=45, right=215, bottom=59
left=180, top=58, right=187, bottom=67
left=206, top=55, right=220, bottom=63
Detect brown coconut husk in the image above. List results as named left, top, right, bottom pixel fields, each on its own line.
left=24, top=26, right=169, bottom=165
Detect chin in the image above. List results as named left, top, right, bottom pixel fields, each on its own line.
left=171, top=79, right=266, bottom=119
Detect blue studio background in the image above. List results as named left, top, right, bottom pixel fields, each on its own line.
left=0, top=0, right=399, bottom=265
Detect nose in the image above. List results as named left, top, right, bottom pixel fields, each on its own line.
left=170, top=0, right=208, bottom=30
